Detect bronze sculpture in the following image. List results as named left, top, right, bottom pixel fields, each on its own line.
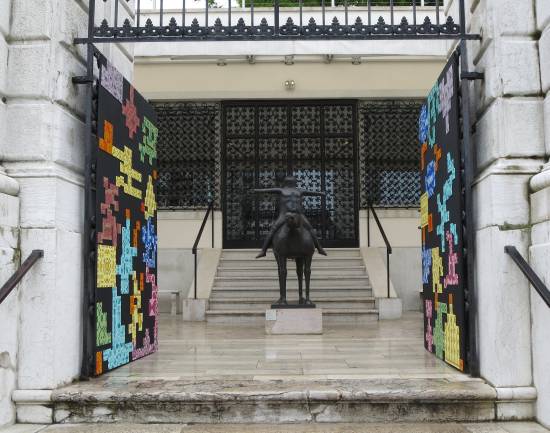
left=253, top=176, right=327, bottom=308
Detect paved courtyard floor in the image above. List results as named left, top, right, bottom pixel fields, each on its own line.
left=103, top=312, right=466, bottom=381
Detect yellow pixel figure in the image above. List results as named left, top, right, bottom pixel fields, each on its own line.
left=128, top=271, right=143, bottom=346
left=445, top=297, right=462, bottom=370
left=432, top=247, right=443, bottom=294
left=144, top=175, right=157, bottom=220
left=420, top=192, right=429, bottom=228
left=112, top=145, right=142, bottom=199
left=97, top=244, right=117, bottom=287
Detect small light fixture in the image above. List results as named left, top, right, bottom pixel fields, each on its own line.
left=284, top=55, right=294, bottom=65
left=325, top=54, right=334, bottom=64
left=217, top=59, right=227, bottom=66
left=284, top=80, right=296, bottom=90
left=247, top=55, right=255, bottom=64
left=352, top=56, right=361, bottom=65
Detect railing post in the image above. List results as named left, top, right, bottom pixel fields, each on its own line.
left=367, top=205, right=370, bottom=247
left=194, top=252, right=197, bottom=299
left=459, top=0, right=466, bottom=36
left=387, top=250, right=390, bottom=298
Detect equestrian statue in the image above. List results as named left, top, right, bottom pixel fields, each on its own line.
left=253, top=176, right=327, bottom=308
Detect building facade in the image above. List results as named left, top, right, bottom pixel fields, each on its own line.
left=0, top=0, right=549, bottom=429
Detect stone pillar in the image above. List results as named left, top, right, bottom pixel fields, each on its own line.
left=1, top=0, right=134, bottom=424
left=469, top=0, right=543, bottom=391
left=527, top=2, right=550, bottom=428
left=0, top=167, right=20, bottom=428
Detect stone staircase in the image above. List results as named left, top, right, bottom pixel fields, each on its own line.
left=206, top=248, right=378, bottom=323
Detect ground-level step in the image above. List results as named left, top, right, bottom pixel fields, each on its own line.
left=209, top=298, right=376, bottom=310
left=205, top=308, right=379, bottom=324
left=49, top=377, right=498, bottom=424
left=8, top=422, right=548, bottom=433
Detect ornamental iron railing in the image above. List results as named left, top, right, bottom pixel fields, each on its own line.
left=75, top=0, right=479, bottom=43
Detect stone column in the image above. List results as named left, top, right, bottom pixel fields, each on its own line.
left=527, top=1, right=550, bottom=428
left=2, top=0, right=134, bottom=424
left=469, top=0, right=543, bottom=396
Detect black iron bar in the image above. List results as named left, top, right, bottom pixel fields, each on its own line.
left=344, top=0, right=348, bottom=27
left=299, top=0, right=303, bottom=28
left=251, top=0, right=254, bottom=26
left=412, top=0, right=416, bottom=26
left=322, top=0, right=325, bottom=28
left=435, top=0, right=439, bottom=26
left=390, top=0, right=394, bottom=27
left=274, top=0, right=279, bottom=34
left=459, top=0, right=465, bottom=36
left=192, top=201, right=214, bottom=299
left=160, top=0, right=164, bottom=26
left=505, top=246, right=550, bottom=309
left=114, top=0, right=119, bottom=30
left=183, top=0, right=186, bottom=28
left=367, top=206, right=370, bottom=247
left=0, top=250, right=44, bottom=305
left=228, top=0, right=231, bottom=28
left=368, top=203, right=392, bottom=298
left=137, top=0, right=141, bottom=27
left=205, top=0, right=209, bottom=29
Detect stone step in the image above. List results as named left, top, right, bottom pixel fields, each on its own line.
left=209, top=288, right=373, bottom=299
left=217, top=266, right=367, bottom=277
left=214, top=276, right=370, bottom=288
left=219, top=257, right=366, bottom=267
left=50, top=377, right=498, bottom=424
left=221, top=249, right=362, bottom=260
left=208, top=298, right=376, bottom=310
left=205, top=309, right=379, bottom=324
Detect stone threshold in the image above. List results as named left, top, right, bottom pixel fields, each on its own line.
left=12, top=378, right=536, bottom=425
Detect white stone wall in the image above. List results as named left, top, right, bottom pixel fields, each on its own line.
left=469, top=0, right=543, bottom=391
left=527, top=1, right=550, bottom=428
left=0, top=0, right=134, bottom=426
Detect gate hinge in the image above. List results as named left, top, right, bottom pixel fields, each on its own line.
left=462, top=71, right=484, bottom=81
left=72, top=76, right=94, bottom=85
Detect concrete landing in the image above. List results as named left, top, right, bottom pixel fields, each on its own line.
left=2, top=423, right=549, bottom=433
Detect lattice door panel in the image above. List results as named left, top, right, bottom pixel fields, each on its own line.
left=222, top=100, right=358, bottom=249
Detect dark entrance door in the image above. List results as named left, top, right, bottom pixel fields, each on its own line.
left=222, top=100, right=359, bottom=249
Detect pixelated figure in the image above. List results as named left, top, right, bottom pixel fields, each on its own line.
left=425, top=299, right=434, bottom=352
left=122, top=85, right=140, bottom=139
left=97, top=244, right=117, bottom=288
left=128, top=271, right=143, bottom=346
left=112, top=145, right=143, bottom=199
left=139, top=117, right=158, bottom=165
left=436, top=153, right=456, bottom=252
left=439, top=66, right=454, bottom=134
left=418, top=103, right=429, bottom=144
left=425, top=161, right=436, bottom=198
left=421, top=142, right=428, bottom=170
left=434, top=144, right=442, bottom=171
left=144, top=175, right=157, bottom=220
left=427, top=82, right=439, bottom=148
left=432, top=247, right=443, bottom=294
left=420, top=193, right=429, bottom=230
left=444, top=230, right=459, bottom=288
left=99, top=120, right=114, bottom=154
left=96, top=302, right=112, bottom=346
left=103, top=287, right=133, bottom=370
left=146, top=266, right=158, bottom=317
left=445, top=297, right=462, bottom=370
left=422, top=247, right=432, bottom=285
left=98, top=177, right=121, bottom=247
left=101, top=61, right=123, bottom=103
left=434, top=301, right=447, bottom=360
left=142, top=218, right=157, bottom=269
left=117, top=216, right=138, bottom=295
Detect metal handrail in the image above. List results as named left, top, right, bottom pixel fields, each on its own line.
left=0, top=250, right=44, bottom=305
left=367, top=203, right=392, bottom=298
left=192, top=201, right=215, bottom=299
left=504, top=246, right=550, bottom=309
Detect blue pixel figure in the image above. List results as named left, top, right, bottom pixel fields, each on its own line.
left=450, top=223, right=458, bottom=246
left=436, top=153, right=456, bottom=252
left=103, top=287, right=133, bottom=370
left=142, top=217, right=157, bottom=269
left=117, top=218, right=137, bottom=295
left=418, top=104, right=429, bottom=144
left=425, top=161, right=436, bottom=198
left=427, top=83, right=440, bottom=148
left=422, top=247, right=432, bottom=285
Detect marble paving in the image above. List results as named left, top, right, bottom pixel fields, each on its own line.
left=99, top=312, right=467, bottom=381
left=2, top=423, right=549, bottom=433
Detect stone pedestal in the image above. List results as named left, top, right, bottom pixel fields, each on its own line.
left=377, top=297, right=403, bottom=320
left=182, top=299, right=208, bottom=322
left=265, top=308, right=322, bottom=335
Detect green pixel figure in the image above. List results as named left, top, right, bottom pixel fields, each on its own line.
left=139, top=116, right=158, bottom=165
left=96, top=302, right=112, bottom=346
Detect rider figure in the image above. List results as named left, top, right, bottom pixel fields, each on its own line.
left=253, top=175, right=328, bottom=259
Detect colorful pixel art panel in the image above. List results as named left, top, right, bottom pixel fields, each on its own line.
left=419, top=53, right=467, bottom=372
left=94, top=59, right=158, bottom=376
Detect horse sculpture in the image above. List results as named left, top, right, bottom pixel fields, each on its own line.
left=253, top=176, right=326, bottom=308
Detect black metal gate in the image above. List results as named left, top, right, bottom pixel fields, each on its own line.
left=222, top=100, right=359, bottom=249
